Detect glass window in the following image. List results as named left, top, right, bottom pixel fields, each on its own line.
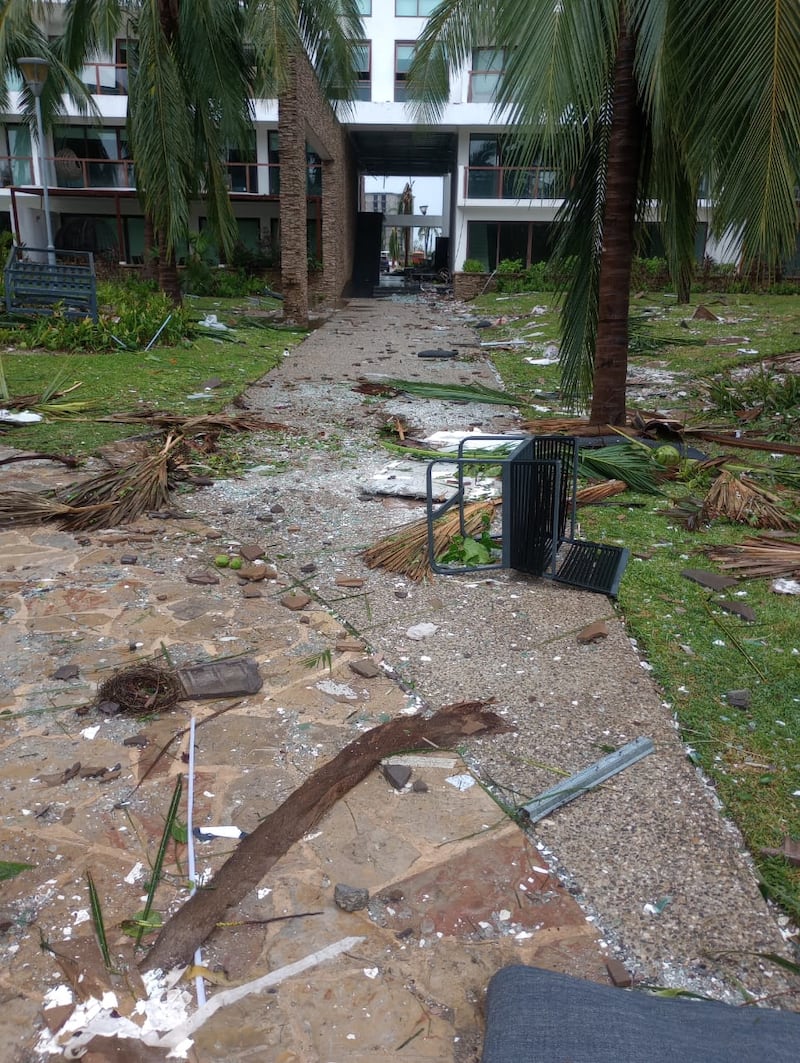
left=395, top=43, right=415, bottom=101
left=467, top=135, right=500, bottom=198
left=52, top=126, right=125, bottom=188
left=4, top=124, right=33, bottom=185
left=470, top=48, right=506, bottom=102
left=226, top=133, right=257, bottom=193
left=268, top=131, right=280, bottom=195
left=355, top=0, right=371, bottom=13
left=396, top=0, right=440, bottom=15
left=354, top=42, right=371, bottom=101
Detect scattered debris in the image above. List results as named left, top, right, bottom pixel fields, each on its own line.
left=701, top=471, right=797, bottom=531
left=140, top=700, right=510, bottom=973
left=361, top=501, right=497, bottom=581
left=681, top=569, right=739, bottom=591
left=349, top=659, right=381, bottom=679
left=772, top=578, right=800, bottom=595
left=760, top=838, right=800, bottom=867
left=281, top=592, right=312, bottom=611
left=382, top=764, right=412, bottom=790
left=39, top=762, right=81, bottom=787
left=95, top=664, right=184, bottom=716
left=692, top=305, right=720, bottom=321
left=725, top=690, right=752, bottom=710
left=334, top=884, right=370, bottom=912
left=577, top=622, right=609, bottom=645
left=177, top=658, right=262, bottom=700
left=716, top=599, right=757, bottom=623
left=707, top=537, right=800, bottom=579
left=407, top=622, right=438, bottom=641
left=52, top=664, right=80, bottom=681
left=520, top=737, right=655, bottom=823
left=605, top=958, right=633, bottom=987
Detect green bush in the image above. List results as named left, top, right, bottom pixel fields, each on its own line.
left=461, top=259, right=485, bottom=273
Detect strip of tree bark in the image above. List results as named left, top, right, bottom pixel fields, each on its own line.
left=141, top=700, right=510, bottom=974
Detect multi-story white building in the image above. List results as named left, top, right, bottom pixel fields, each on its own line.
left=1, top=0, right=736, bottom=316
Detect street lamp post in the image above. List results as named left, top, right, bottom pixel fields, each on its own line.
left=17, top=57, right=55, bottom=262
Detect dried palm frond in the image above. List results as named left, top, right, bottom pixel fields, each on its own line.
left=361, top=500, right=497, bottom=582
left=575, top=480, right=628, bottom=506
left=701, top=471, right=798, bottom=531
left=96, top=412, right=288, bottom=434
left=0, top=490, right=111, bottom=528
left=708, top=536, right=800, bottom=578
left=57, top=433, right=183, bottom=530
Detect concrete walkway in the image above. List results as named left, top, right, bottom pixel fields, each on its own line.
left=0, top=293, right=792, bottom=1061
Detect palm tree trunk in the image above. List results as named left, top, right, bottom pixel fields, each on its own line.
left=589, top=17, right=643, bottom=426
left=158, top=243, right=182, bottom=304
left=141, top=214, right=157, bottom=283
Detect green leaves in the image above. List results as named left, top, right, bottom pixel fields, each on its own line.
left=0, top=860, right=33, bottom=881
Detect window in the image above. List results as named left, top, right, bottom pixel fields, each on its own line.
left=395, top=43, right=415, bottom=101
left=226, top=133, right=257, bottom=193
left=266, top=134, right=323, bottom=196
left=353, top=42, right=371, bottom=101
left=467, top=133, right=560, bottom=200
left=52, top=126, right=128, bottom=188
left=355, top=0, right=372, bottom=13
left=467, top=221, right=556, bottom=271
left=470, top=48, right=507, bottom=102
left=2, top=124, right=33, bottom=184
left=396, top=0, right=440, bottom=15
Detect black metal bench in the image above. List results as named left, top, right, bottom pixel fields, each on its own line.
left=4, top=246, right=98, bottom=322
left=425, top=434, right=629, bottom=596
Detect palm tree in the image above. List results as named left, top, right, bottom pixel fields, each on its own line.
left=408, top=0, right=800, bottom=424
left=4, top=0, right=364, bottom=301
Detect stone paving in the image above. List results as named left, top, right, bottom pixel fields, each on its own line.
left=0, top=293, right=794, bottom=1061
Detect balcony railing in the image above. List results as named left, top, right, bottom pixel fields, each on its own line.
left=465, top=165, right=561, bottom=200
left=1, top=155, right=320, bottom=197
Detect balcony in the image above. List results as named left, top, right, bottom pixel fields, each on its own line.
left=0, top=154, right=318, bottom=198
left=465, top=165, right=561, bottom=200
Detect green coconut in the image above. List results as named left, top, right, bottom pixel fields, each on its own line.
left=654, top=445, right=681, bottom=468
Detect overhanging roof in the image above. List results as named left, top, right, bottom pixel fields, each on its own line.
left=349, top=128, right=457, bottom=177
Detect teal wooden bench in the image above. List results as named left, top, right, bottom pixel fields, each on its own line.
left=4, top=247, right=98, bottom=322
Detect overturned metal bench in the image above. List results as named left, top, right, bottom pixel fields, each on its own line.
left=425, top=434, right=629, bottom=596
left=4, top=246, right=98, bottom=322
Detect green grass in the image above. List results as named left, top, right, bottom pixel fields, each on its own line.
left=1, top=310, right=301, bottom=456
left=480, top=289, right=800, bottom=922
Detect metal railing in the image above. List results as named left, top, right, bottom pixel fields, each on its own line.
left=464, top=165, right=561, bottom=200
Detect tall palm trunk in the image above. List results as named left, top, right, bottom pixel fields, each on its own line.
left=589, top=16, right=643, bottom=426
left=158, top=250, right=182, bottom=304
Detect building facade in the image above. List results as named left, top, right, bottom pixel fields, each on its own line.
left=2, top=0, right=734, bottom=319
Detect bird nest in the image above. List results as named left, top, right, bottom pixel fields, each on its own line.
left=96, top=663, right=184, bottom=715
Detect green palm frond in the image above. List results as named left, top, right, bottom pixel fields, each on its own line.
left=676, top=1, right=800, bottom=270
left=579, top=444, right=662, bottom=495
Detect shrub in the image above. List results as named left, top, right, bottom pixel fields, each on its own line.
left=461, top=259, right=485, bottom=273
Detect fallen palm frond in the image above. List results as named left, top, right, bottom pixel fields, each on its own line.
left=57, top=433, right=183, bottom=530
left=361, top=500, right=498, bottom=581
left=95, top=412, right=288, bottom=433
left=575, top=480, right=628, bottom=506
left=0, top=489, right=112, bottom=527
left=701, top=471, right=798, bottom=531
left=356, top=377, right=522, bottom=406
left=707, top=536, right=800, bottom=578
left=578, top=444, right=662, bottom=495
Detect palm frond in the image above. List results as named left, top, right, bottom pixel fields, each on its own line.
left=708, top=536, right=800, bottom=579
left=367, top=378, right=521, bottom=406
left=578, top=444, right=662, bottom=494
left=701, top=471, right=798, bottom=531
left=361, top=500, right=497, bottom=582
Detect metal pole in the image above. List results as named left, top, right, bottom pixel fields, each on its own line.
left=33, top=93, right=55, bottom=263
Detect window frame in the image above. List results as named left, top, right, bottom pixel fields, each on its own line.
left=353, top=40, right=372, bottom=101
left=394, top=41, right=416, bottom=102
left=395, top=0, right=440, bottom=15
